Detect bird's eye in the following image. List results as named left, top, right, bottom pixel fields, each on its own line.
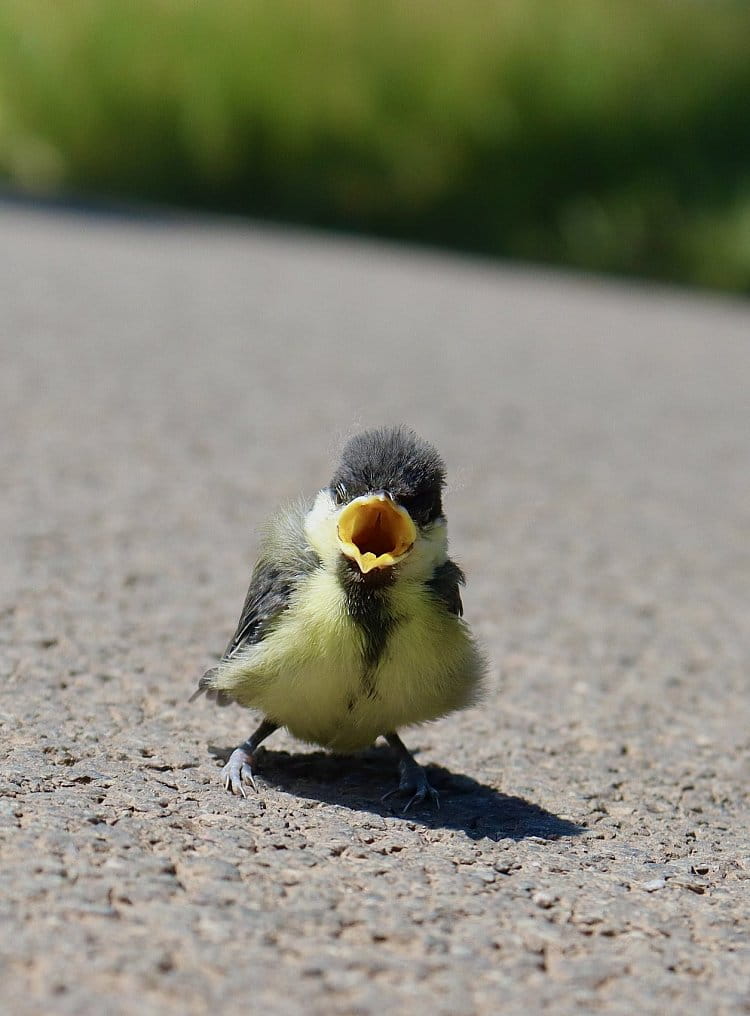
left=400, top=491, right=436, bottom=525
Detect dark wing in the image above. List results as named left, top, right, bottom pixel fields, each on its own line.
left=222, top=559, right=295, bottom=660
left=191, top=500, right=320, bottom=704
left=427, top=559, right=465, bottom=617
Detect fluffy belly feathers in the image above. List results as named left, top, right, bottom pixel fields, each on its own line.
left=214, top=569, right=482, bottom=752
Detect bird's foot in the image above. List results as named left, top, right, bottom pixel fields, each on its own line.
left=221, top=746, right=258, bottom=798
left=382, top=765, right=440, bottom=813
left=219, top=720, right=279, bottom=798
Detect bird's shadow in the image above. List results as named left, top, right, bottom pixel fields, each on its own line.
left=208, top=744, right=583, bottom=841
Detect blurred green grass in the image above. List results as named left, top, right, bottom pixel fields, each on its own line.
left=2, top=0, right=750, bottom=290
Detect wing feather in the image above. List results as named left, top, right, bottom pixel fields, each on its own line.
left=191, top=499, right=320, bottom=703
left=426, top=559, right=465, bottom=617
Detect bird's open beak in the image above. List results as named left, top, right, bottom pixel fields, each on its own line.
left=337, top=494, right=416, bottom=574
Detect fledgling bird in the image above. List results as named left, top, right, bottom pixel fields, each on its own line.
left=192, top=426, right=485, bottom=809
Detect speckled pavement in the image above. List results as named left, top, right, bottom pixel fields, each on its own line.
left=1, top=203, right=749, bottom=1015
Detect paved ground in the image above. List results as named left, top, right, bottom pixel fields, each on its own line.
left=1, top=203, right=749, bottom=1015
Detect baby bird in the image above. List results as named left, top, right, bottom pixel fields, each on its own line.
left=192, top=426, right=485, bottom=809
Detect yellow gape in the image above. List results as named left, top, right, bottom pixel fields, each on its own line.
left=336, top=494, right=416, bottom=573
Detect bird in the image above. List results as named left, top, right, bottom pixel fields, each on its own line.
left=191, top=425, right=485, bottom=810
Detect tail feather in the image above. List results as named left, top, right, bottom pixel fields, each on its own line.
left=189, top=667, right=235, bottom=706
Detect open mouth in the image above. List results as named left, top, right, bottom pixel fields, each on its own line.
left=337, top=494, right=416, bottom=574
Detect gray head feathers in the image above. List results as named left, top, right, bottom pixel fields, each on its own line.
left=329, top=426, right=446, bottom=526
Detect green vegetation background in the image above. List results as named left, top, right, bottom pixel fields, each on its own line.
left=2, top=1, right=750, bottom=291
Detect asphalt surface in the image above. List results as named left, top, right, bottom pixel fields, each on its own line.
left=1, top=203, right=749, bottom=1015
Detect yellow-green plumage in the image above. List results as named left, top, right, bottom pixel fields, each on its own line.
left=197, top=426, right=485, bottom=804
left=211, top=491, right=484, bottom=752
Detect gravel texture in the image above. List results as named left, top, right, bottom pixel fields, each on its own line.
left=1, top=203, right=749, bottom=1015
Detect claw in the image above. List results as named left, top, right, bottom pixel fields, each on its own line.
left=382, top=773, right=440, bottom=812
left=221, top=747, right=258, bottom=797
left=402, top=785, right=440, bottom=813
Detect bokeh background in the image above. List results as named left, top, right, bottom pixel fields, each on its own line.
left=2, top=0, right=750, bottom=292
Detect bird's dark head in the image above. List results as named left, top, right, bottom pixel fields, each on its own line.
left=328, top=427, right=447, bottom=576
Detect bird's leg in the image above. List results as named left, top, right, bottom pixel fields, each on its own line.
left=382, top=732, right=440, bottom=812
left=222, top=718, right=279, bottom=797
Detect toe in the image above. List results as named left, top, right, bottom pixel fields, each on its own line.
left=383, top=775, right=440, bottom=812
left=402, top=785, right=440, bottom=813
left=402, top=792, right=420, bottom=813
left=240, top=763, right=257, bottom=793
left=221, top=747, right=258, bottom=797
